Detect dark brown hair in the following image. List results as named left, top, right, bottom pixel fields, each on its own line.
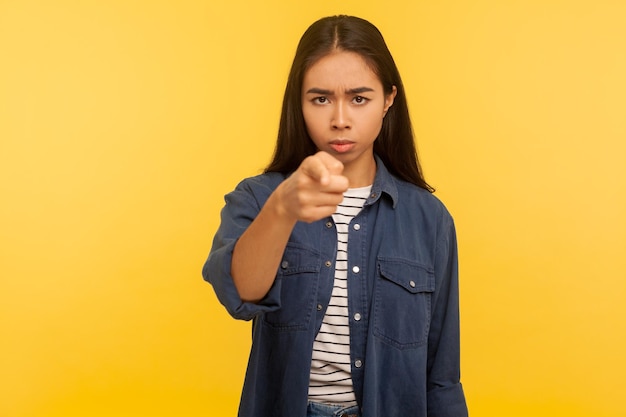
left=265, top=15, right=433, bottom=192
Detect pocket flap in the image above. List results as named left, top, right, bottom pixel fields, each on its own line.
left=378, top=257, right=435, bottom=293
left=278, top=243, right=321, bottom=276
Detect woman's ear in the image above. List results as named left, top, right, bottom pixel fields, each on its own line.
left=383, top=85, right=397, bottom=116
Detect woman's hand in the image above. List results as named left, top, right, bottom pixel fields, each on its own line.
left=273, top=151, right=349, bottom=223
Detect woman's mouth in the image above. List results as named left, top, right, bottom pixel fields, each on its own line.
left=329, top=140, right=355, bottom=153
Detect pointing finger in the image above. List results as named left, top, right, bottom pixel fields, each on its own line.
left=315, top=151, right=344, bottom=175
left=301, top=156, right=331, bottom=185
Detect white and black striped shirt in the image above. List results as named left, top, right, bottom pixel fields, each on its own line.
left=308, top=185, right=371, bottom=405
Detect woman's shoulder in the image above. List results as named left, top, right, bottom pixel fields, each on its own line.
left=393, top=177, right=452, bottom=219
left=227, top=171, right=287, bottom=204
left=236, top=171, right=287, bottom=190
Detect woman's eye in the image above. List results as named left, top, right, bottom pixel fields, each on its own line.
left=353, top=96, right=368, bottom=104
left=313, top=97, right=328, bottom=104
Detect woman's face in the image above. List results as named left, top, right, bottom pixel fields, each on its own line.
left=301, top=50, right=396, bottom=186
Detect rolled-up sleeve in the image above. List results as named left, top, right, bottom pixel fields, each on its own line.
left=202, top=177, right=284, bottom=321
left=427, top=212, right=468, bottom=417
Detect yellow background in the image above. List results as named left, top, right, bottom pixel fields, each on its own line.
left=1, top=0, right=625, bottom=416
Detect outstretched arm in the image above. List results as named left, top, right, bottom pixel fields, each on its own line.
left=231, top=151, right=349, bottom=303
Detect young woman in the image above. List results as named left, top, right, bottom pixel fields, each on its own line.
left=203, top=15, right=468, bottom=417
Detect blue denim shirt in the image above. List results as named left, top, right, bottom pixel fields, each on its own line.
left=203, top=157, right=468, bottom=417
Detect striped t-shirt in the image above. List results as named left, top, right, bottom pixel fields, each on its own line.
left=307, top=185, right=372, bottom=405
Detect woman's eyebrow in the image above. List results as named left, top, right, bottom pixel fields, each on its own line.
left=305, top=87, right=333, bottom=95
left=305, top=86, right=375, bottom=95
left=346, top=87, right=375, bottom=94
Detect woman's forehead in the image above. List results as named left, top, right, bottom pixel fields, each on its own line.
left=302, top=51, right=381, bottom=90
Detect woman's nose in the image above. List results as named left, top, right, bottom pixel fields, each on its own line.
left=331, top=102, right=351, bottom=129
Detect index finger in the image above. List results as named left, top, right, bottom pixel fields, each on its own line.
left=315, top=151, right=344, bottom=175
left=300, top=155, right=331, bottom=185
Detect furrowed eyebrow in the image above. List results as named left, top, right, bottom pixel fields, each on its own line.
left=305, top=88, right=333, bottom=95
left=346, top=87, right=375, bottom=94
left=304, top=87, right=375, bottom=95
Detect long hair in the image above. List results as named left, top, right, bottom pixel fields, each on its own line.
left=265, top=15, right=434, bottom=192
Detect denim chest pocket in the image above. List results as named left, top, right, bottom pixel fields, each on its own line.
left=373, top=257, right=435, bottom=349
left=262, top=243, right=320, bottom=330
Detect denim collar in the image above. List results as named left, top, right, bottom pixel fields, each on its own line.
left=368, top=154, right=399, bottom=209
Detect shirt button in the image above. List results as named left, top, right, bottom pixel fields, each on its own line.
left=317, top=304, right=323, bottom=311
left=325, top=260, right=332, bottom=267
left=281, top=261, right=288, bottom=269
left=353, top=223, right=360, bottom=231
left=325, top=221, right=333, bottom=228
left=354, top=313, right=361, bottom=321
left=370, top=193, right=377, bottom=199
left=352, top=266, right=360, bottom=274
left=409, top=280, right=416, bottom=288
left=354, top=359, right=363, bottom=368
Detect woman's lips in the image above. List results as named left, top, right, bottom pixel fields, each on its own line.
left=329, top=140, right=355, bottom=153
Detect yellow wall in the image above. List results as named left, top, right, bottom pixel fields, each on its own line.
left=1, top=0, right=624, bottom=416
